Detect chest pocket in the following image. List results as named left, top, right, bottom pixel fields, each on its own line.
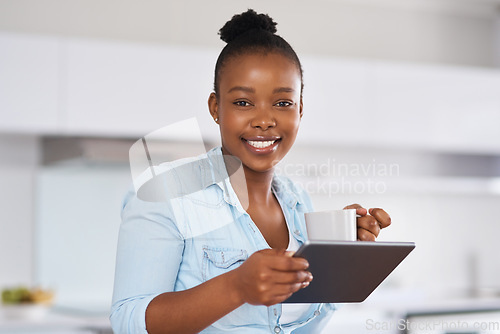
left=202, top=246, right=248, bottom=282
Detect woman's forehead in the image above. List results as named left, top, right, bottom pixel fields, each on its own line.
left=219, top=52, right=302, bottom=93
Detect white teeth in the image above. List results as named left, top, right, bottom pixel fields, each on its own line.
left=247, top=140, right=276, bottom=148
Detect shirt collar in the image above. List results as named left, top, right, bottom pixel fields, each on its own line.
left=272, top=175, right=302, bottom=209
left=200, top=146, right=226, bottom=189
left=202, top=147, right=240, bottom=208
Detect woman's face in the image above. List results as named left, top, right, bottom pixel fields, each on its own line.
left=209, top=52, right=303, bottom=174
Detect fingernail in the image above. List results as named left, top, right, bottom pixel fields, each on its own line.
left=302, top=281, right=310, bottom=288
left=369, top=208, right=373, bottom=214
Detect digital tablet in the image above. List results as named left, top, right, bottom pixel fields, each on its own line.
left=284, top=240, right=415, bottom=303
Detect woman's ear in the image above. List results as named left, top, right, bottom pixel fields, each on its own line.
left=299, top=97, right=303, bottom=120
left=208, top=92, right=219, bottom=123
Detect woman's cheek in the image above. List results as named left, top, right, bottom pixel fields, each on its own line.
left=283, top=114, right=301, bottom=132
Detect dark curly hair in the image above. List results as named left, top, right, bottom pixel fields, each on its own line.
left=213, top=9, right=304, bottom=98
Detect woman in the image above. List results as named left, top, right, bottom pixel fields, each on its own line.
left=110, top=9, right=391, bottom=334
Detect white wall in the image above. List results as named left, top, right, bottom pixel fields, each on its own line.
left=0, top=135, right=39, bottom=288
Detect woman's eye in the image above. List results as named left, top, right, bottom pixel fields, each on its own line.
left=276, top=101, right=292, bottom=107
left=234, top=101, right=251, bottom=107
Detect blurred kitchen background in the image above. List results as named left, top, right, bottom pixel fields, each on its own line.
left=1, top=0, right=500, bottom=333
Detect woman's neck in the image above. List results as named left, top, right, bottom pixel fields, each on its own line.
left=234, top=165, right=275, bottom=212
left=243, top=164, right=274, bottom=197
left=223, top=158, right=275, bottom=209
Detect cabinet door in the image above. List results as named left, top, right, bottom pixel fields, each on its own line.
left=65, top=39, right=218, bottom=140
left=297, top=57, right=369, bottom=146
left=0, top=33, right=60, bottom=133
left=298, top=57, right=500, bottom=153
left=370, top=63, right=500, bottom=153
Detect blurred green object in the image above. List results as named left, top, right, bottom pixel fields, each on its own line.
left=1, top=287, right=32, bottom=304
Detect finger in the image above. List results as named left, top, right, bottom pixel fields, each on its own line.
left=369, top=208, right=391, bottom=229
left=271, top=280, right=310, bottom=306
left=343, top=203, right=362, bottom=210
left=356, top=207, right=368, bottom=216
left=273, top=281, right=307, bottom=296
left=258, top=248, right=293, bottom=260
left=344, top=203, right=367, bottom=216
left=357, top=215, right=380, bottom=237
left=270, top=283, right=305, bottom=303
left=271, top=270, right=313, bottom=284
left=357, top=227, right=376, bottom=241
left=261, top=248, right=287, bottom=256
left=269, top=256, right=309, bottom=272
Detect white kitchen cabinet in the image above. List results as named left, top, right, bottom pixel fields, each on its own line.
left=1, top=32, right=499, bottom=153
left=369, top=63, right=500, bottom=153
left=0, top=33, right=60, bottom=133
left=298, top=56, right=500, bottom=154
left=298, top=57, right=370, bottom=146
left=64, top=39, right=220, bottom=141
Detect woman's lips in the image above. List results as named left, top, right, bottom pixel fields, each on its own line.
left=242, top=137, right=281, bottom=154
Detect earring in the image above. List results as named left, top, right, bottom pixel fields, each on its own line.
left=215, top=117, right=219, bottom=122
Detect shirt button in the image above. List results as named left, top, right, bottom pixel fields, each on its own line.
left=314, top=310, right=321, bottom=316
left=273, top=308, right=277, bottom=316
left=294, top=230, right=300, bottom=235
left=274, top=325, right=281, bottom=333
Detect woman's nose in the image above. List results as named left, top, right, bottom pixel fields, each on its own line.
left=250, top=107, right=276, bottom=130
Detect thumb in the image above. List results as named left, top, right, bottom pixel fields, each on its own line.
left=343, top=203, right=367, bottom=216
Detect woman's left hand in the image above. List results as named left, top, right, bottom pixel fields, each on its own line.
left=343, top=204, right=391, bottom=241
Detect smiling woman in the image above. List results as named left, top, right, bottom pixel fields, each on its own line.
left=110, top=8, right=391, bottom=334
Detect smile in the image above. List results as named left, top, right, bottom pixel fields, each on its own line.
left=247, top=140, right=277, bottom=148
left=242, top=137, right=281, bottom=154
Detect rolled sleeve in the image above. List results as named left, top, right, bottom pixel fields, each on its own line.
left=110, top=188, right=185, bottom=334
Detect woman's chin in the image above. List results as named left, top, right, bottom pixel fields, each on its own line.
left=241, top=159, right=279, bottom=174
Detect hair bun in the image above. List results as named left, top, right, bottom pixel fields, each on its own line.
left=219, top=9, right=277, bottom=44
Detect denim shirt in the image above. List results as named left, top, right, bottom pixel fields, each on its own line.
left=110, top=146, right=336, bottom=333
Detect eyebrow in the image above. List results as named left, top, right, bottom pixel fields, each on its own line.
left=227, top=86, right=295, bottom=94
left=227, top=86, right=255, bottom=94
left=272, top=87, right=295, bottom=94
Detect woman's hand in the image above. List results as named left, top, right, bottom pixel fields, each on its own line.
left=229, top=248, right=312, bottom=306
left=344, top=204, right=391, bottom=241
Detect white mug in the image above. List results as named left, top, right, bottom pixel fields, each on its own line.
left=305, top=209, right=357, bottom=241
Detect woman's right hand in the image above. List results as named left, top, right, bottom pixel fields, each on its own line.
left=229, top=249, right=313, bottom=306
